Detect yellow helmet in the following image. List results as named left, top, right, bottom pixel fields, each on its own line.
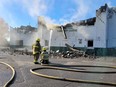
left=36, top=38, right=40, bottom=42
left=42, top=47, right=47, bottom=51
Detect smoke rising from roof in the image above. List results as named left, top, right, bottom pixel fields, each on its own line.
left=38, top=16, right=60, bottom=30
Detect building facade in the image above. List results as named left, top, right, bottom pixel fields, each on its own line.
left=10, top=25, right=37, bottom=48
left=38, top=4, right=116, bottom=56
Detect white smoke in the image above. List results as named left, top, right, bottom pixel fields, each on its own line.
left=21, top=0, right=47, bottom=17
left=38, top=16, right=60, bottom=30
left=0, top=18, right=9, bottom=46
left=21, top=0, right=54, bottom=18
left=71, top=0, right=89, bottom=21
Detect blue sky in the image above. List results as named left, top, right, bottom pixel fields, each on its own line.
left=0, top=0, right=116, bottom=27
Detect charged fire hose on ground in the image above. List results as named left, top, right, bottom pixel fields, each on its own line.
left=30, top=64, right=116, bottom=86
left=0, top=62, right=15, bottom=87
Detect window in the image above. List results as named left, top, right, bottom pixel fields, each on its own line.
left=87, top=40, right=93, bottom=47
left=16, top=40, right=23, bottom=46
left=45, top=40, right=49, bottom=46
left=78, top=39, right=82, bottom=44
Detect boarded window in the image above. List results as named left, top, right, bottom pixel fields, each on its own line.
left=88, top=40, right=93, bottom=47
left=45, top=40, right=49, bottom=46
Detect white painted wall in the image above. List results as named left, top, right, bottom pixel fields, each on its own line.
left=64, top=27, right=78, bottom=47
left=10, top=30, right=37, bottom=46
left=94, top=11, right=107, bottom=48
left=75, top=26, right=95, bottom=48
left=107, top=8, right=116, bottom=48
left=50, top=28, right=66, bottom=47
left=50, top=25, right=95, bottom=48
left=37, top=25, right=50, bottom=47
left=20, top=32, right=36, bottom=46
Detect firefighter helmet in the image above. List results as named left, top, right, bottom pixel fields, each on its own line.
left=42, top=47, right=47, bottom=51
left=36, top=38, right=40, bottom=42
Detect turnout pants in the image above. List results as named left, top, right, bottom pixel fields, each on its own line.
left=33, top=53, right=40, bottom=63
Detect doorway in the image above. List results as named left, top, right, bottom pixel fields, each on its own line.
left=87, top=40, right=93, bottom=47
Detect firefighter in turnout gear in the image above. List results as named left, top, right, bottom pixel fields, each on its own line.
left=40, top=47, right=49, bottom=65
left=32, top=38, right=41, bottom=64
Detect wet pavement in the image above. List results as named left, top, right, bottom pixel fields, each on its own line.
left=0, top=53, right=116, bottom=87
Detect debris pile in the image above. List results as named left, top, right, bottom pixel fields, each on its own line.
left=0, top=46, right=96, bottom=59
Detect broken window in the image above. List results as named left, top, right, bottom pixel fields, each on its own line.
left=87, top=40, right=93, bottom=47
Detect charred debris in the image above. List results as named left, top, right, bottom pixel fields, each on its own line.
left=14, top=25, right=37, bottom=34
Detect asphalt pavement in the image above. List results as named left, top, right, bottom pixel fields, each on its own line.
left=0, top=53, right=116, bottom=87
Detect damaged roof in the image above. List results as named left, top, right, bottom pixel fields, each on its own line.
left=14, top=25, right=37, bottom=34
left=63, top=17, right=96, bottom=28
left=63, top=4, right=109, bottom=28
left=97, top=3, right=108, bottom=12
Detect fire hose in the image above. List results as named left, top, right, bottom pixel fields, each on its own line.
left=30, top=64, right=116, bottom=86
left=0, top=62, right=15, bottom=87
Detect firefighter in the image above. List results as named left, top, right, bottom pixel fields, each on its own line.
left=40, top=47, right=49, bottom=65
left=32, top=38, right=41, bottom=64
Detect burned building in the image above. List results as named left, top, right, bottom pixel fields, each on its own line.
left=10, top=25, right=37, bottom=48
left=38, top=4, right=116, bottom=56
